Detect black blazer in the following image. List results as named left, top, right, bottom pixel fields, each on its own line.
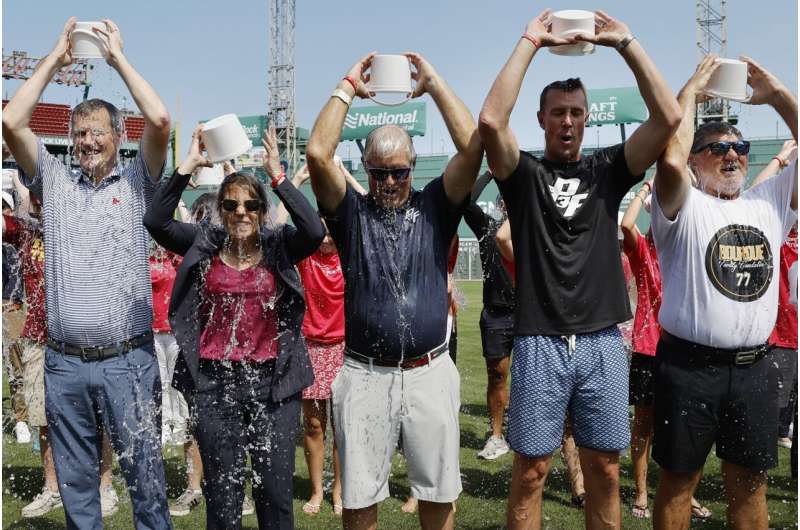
left=143, top=171, right=325, bottom=402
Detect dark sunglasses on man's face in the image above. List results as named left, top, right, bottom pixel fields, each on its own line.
left=692, top=140, right=751, bottom=156
left=221, top=199, right=262, bottom=213
left=365, top=166, right=412, bottom=182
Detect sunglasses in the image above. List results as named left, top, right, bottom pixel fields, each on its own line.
left=692, top=140, right=750, bottom=156
left=364, top=166, right=412, bottom=182
left=221, top=199, right=262, bottom=213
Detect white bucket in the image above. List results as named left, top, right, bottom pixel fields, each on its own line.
left=70, top=22, right=107, bottom=59
left=549, top=10, right=595, bottom=57
left=201, top=114, right=253, bottom=163
left=367, top=54, right=413, bottom=106
left=704, top=58, right=749, bottom=102
left=194, top=164, right=225, bottom=187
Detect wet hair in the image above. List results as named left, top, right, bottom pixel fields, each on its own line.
left=363, top=125, right=416, bottom=168
left=539, top=78, right=588, bottom=111
left=216, top=171, right=271, bottom=225
left=70, top=98, right=125, bottom=137
left=190, top=192, right=220, bottom=225
left=690, top=121, right=744, bottom=154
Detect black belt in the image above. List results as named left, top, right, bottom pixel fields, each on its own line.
left=661, top=332, right=768, bottom=366
left=345, top=341, right=449, bottom=369
left=47, top=331, right=154, bottom=362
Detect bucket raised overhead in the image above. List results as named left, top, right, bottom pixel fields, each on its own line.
left=549, top=10, right=595, bottom=57
left=367, top=54, right=413, bottom=106
left=705, top=58, right=749, bottom=102
left=201, top=114, right=252, bottom=163
left=70, top=22, right=107, bottom=59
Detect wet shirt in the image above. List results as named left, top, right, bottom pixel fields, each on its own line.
left=652, top=160, right=797, bottom=348
left=3, top=214, right=46, bottom=342
left=297, top=248, right=345, bottom=344
left=624, top=232, right=662, bottom=356
left=324, top=177, right=463, bottom=361
left=2, top=242, right=22, bottom=303
left=150, top=251, right=181, bottom=333
left=464, top=199, right=515, bottom=310
left=20, top=140, right=157, bottom=346
left=497, top=145, right=641, bottom=336
left=769, top=228, right=798, bottom=349
left=199, top=256, right=279, bottom=362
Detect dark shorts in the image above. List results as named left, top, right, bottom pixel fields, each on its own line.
left=629, top=352, right=656, bottom=406
left=770, top=346, right=798, bottom=409
left=479, top=307, right=514, bottom=360
left=652, top=336, right=779, bottom=473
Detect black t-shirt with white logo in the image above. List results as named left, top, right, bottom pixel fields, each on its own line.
left=497, top=146, right=642, bottom=335
left=324, top=177, right=463, bottom=360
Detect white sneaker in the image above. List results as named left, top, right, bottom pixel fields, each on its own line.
left=477, top=435, right=510, bottom=460
left=15, top=421, right=31, bottom=444
left=242, top=494, right=255, bottom=516
left=22, top=488, right=62, bottom=518
left=169, top=488, right=203, bottom=517
left=100, top=485, right=119, bottom=517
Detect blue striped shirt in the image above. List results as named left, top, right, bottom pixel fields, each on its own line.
left=20, top=140, right=159, bottom=346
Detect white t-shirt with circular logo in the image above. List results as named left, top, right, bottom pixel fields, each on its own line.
left=652, top=160, right=797, bottom=348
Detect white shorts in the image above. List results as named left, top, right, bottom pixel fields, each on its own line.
left=331, top=352, right=462, bottom=509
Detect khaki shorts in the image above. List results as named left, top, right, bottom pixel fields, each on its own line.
left=331, top=352, right=462, bottom=509
left=19, top=339, right=46, bottom=427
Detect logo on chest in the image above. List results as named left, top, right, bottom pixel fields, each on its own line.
left=705, top=224, right=773, bottom=302
left=404, top=208, right=420, bottom=224
left=548, top=177, right=588, bottom=219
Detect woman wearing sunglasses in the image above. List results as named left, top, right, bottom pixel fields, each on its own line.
left=144, top=125, right=324, bottom=530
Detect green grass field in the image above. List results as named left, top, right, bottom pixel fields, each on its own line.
left=3, top=281, right=798, bottom=529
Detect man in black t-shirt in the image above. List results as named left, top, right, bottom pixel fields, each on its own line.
left=464, top=172, right=515, bottom=460
left=307, top=52, right=482, bottom=530
left=479, top=9, right=681, bottom=530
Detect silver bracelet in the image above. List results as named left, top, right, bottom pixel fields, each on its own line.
left=616, top=33, right=636, bottom=52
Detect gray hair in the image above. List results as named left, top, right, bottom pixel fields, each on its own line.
left=363, top=125, right=416, bottom=167
left=70, top=98, right=125, bottom=136
left=690, top=121, right=744, bottom=154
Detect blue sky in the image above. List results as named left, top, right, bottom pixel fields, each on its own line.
left=3, top=1, right=797, bottom=161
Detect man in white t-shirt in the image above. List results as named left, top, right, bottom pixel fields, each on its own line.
left=651, top=54, right=797, bottom=530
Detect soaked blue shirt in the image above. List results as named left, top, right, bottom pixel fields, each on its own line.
left=324, top=177, right=463, bottom=361
left=20, top=140, right=158, bottom=347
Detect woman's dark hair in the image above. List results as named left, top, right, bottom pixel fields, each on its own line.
left=190, top=192, right=220, bottom=225
left=216, top=171, right=271, bottom=225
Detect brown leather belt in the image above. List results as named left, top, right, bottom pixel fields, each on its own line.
left=47, top=331, right=154, bottom=362
left=345, top=342, right=449, bottom=369
left=661, top=332, right=768, bottom=366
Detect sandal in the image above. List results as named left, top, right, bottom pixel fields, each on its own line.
left=570, top=494, right=585, bottom=509
left=333, top=503, right=343, bottom=516
left=302, top=501, right=321, bottom=515
left=631, top=504, right=651, bottom=519
left=691, top=499, right=712, bottom=520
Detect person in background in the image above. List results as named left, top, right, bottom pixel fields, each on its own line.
left=619, top=180, right=711, bottom=521
left=145, top=125, right=323, bottom=530
left=463, top=174, right=514, bottom=461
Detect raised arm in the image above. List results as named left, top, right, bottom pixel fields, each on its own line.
left=742, top=55, right=798, bottom=210
left=621, top=179, right=651, bottom=252
left=2, top=18, right=76, bottom=178
left=338, top=158, right=367, bottom=195
left=495, top=219, right=514, bottom=261
left=479, top=10, right=572, bottom=181
left=655, top=55, right=720, bottom=220
left=273, top=164, right=310, bottom=225
left=574, top=11, right=681, bottom=176
left=464, top=172, right=494, bottom=237
left=92, top=19, right=170, bottom=180
left=405, top=53, right=483, bottom=204
left=751, top=140, right=796, bottom=188
left=307, top=53, right=374, bottom=213
left=144, top=126, right=211, bottom=255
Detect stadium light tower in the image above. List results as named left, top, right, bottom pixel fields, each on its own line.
left=269, top=0, right=298, bottom=174
left=695, top=0, right=736, bottom=125
left=3, top=50, right=93, bottom=100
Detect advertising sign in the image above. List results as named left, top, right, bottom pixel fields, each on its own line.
left=586, top=87, right=648, bottom=126
left=342, top=101, right=426, bottom=140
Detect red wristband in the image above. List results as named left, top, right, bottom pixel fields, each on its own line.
left=521, top=33, right=541, bottom=49
left=343, top=76, right=359, bottom=93
left=773, top=156, right=788, bottom=168
left=271, top=172, right=286, bottom=189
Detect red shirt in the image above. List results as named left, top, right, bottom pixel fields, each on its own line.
left=3, top=214, right=47, bottom=343
left=150, top=251, right=181, bottom=333
left=769, top=229, right=798, bottom=349
left=199, top=256, right=279, bottom=362
left=624, top=232, right=662, bottom=356
left=502, top=255, right=516, bottom=284
left=297, top=249, right=345, bottom=343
